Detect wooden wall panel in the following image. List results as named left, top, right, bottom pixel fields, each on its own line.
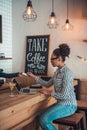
left=70, top=0, right=87, bottom=19
left=82, top=0, right=87, bottom=18
left=80, top=79, right=87, bottom=101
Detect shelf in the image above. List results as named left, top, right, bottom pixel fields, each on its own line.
left=83, top=39, right=87, bottom=42
left=0, top=58, right=12, bottom=60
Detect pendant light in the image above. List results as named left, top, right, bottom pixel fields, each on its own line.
left=62, top=0, right=73, bottom=31
left=23, top=0, right=37, bottom=22
left=77, top=56, right=87, bottom=63
left=47, top=0, right=58, bottom=29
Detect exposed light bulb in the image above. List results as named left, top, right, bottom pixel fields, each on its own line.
left=51, top=16, right=55, bottom=24
left=23, top=0, right=37, bottom=22
left=27, top=6, right=32, bottom=15
left=62, top=19, right=73, bottom=31
left=66, top=23, right=69, bottom=29
left=62, top=0, right=73, bottom=31
left=47, top=12, right=58, bottom=29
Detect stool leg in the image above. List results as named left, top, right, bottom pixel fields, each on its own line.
left=86, top=111, right=87, bottom=128
left=69, top=127, right=73, bottom=130
left=73, top=125, right=79, bottom=130
left=80, top=118, right=85, bottom=130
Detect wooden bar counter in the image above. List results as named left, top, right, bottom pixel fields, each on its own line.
left=0, top=79, right=78, bottom=130
left=0, top=89, right=56, bottom=130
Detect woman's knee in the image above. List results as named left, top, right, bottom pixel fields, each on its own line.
left=39, top=113, right=49, bottom=126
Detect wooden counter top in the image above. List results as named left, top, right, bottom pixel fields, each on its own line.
left=0, top=79, right=78, bottom=129
left=0, top=89, right=56, bottom=130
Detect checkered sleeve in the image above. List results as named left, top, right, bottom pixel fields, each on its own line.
left=35, top=77, right=53, bottom=87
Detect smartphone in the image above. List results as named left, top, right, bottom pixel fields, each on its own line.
left=30, top=84, right=42, bottom=89
left=22, top=72, right=27, bottom=76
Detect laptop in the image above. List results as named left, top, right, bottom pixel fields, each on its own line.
left=12, top=79, right=37, bottom=94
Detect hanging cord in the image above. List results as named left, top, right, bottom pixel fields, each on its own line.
left=52, top=0, right=54, bottom=12
left=67, top=0, right=69, bottom=19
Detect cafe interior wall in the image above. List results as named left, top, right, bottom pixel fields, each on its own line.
left=0, top=0, right=12, bottom=73
left=0, top=0, right=87, bottom=79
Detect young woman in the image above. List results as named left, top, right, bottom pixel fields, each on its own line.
left=27, top=43, right=77, bottom=130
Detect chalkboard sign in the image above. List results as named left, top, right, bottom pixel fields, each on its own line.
left=25, top=35, right=50, bottom=75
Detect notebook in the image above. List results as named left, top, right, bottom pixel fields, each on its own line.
left=12, top=79, right=37, bottom=94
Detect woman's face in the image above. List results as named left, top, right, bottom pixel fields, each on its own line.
left=50, top=53, right=63, bottom=67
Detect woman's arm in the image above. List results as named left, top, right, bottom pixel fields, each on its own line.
left=35, top=77, right=53, bottom=87
left=27, top=72, right=53, bottom=87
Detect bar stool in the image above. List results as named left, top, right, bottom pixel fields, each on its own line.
left=77, top=100, right=87, bottom=129
left=53, top=113, right=84, bottom=130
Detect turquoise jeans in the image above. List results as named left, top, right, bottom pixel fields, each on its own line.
left=38, top=103, right=77, bottom=130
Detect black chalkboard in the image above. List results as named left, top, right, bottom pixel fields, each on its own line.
left=25, top=35, right=50, bottom=75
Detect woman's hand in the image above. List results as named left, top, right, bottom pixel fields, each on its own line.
left=27, top=72, right=37, bottom=79
left=39, top=89, right=51, bottom=96
left=18, top=72, right=23, bottom=77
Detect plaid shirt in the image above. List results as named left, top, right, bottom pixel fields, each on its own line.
left=35, top=65, right=77, bottom=106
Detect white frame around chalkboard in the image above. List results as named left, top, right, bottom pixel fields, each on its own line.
left=25, top=35, right=50, bottom=76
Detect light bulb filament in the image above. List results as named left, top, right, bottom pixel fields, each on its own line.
left=51, top=17, right=55, bottom=24
left=66, top=23, right=69, bottom=29
left=27, top=7, right=32, bottom=15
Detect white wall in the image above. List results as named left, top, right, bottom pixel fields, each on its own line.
left=1, top=0, right=87, bottom=78
left=12, top=0, right=87, bottom=78
left=0, top=0, right=12, bottom=73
